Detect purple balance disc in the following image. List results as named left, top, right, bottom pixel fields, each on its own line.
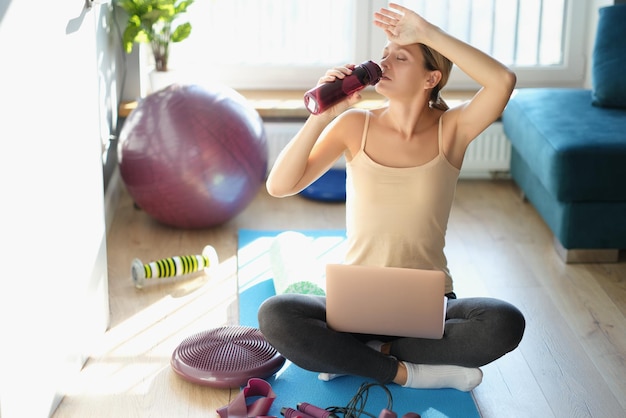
left=171, top=326, right=285, bottom=388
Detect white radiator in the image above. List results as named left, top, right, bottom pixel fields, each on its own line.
left=461, top=122, right=511, bottom=178
left=264, top=121, right=510, bottom=179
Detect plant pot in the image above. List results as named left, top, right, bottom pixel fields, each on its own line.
left=149, top=69, right=179, bottom=94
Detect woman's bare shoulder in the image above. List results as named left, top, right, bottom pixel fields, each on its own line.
left=326, top=108, right=371, bottom=140
left=335, top=107, right=369, bottom=124
left=324, top=108, right=372, bottom=160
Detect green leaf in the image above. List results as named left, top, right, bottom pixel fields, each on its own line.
left=171, top=22, right=191, bottom=43
left=128, top=14, right=141, bottom=26
left=115, top=0, right=193, bottom=54
left=142, top=9, right=163, bottom=26
left=175, top=0, right=194, bottom=14
left=117, top=0, right=149, bottom=16
left=163, top=4, right=176, bottom=16
left=122, top=25, right=143, bottom=53
left=135, top=31, right=150, bottom=44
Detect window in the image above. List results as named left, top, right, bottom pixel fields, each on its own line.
left=173, top=0, right=585, bottom=90
left=174, top=0, right=367, bottom=89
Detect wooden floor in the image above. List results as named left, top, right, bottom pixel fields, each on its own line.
left=53, top=179, right=626, bottom=418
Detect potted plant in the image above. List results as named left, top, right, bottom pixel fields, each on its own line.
left=116, top=0, right=194, bottom=73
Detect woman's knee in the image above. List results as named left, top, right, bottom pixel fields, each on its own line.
left=257, top=294, right=282, bottom=323
left=478, top=298, right=525, bottom=363
left=257, top=295, right=290, bottom=337
left=461, top=298, right=525, bottom=339
left=451, top=297, right=525, bottom=366
left=494, top=300, right=526, bottom=350
left=257, top=294, right=324, bottom=340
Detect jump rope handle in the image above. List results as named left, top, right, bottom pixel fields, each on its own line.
left=296, top=403, right=338, bottom=418
left=131, top=245, right=219, bottom=288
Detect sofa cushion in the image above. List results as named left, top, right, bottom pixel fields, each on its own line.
left=502, top=88, right=626, bottom=202
left=592, top=4, right=626, bottom=109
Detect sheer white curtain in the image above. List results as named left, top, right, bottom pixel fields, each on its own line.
left=173, top=0, right=360, bottom=89
left=171, top=0, right=581, bottom=90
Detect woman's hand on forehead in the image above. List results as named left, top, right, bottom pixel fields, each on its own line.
left=373, top=3, right=430, bottom=46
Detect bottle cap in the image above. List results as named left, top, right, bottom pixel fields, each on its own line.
left=360, top=60, right=382, bottom=85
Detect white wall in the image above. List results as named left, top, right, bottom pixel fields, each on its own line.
left=0, top=1, right=112, bottom=416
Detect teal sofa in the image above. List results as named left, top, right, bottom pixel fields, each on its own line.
left=502, top=88, right=626, bottom=261
left=501, top=4, right=626, bottom=262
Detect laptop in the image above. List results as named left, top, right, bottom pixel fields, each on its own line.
left=325, top=264, right=448, bottom=339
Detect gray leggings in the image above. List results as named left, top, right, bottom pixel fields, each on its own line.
left=258, top=294, right=525, bottom=384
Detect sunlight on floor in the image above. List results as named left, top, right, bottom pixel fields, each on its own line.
left=61, top=230, right=348, bottom=401
left=64, top=255, right=241, bottom=398
left=238, top=232, right=348, bottom=294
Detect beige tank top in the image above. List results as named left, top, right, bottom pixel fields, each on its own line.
left=344, top=112, right=460, bottom=293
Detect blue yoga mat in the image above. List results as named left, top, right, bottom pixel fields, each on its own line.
left=238, top=229, right=480, bottom=418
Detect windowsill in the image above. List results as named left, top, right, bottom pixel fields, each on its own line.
left=119, top=89, right=475, bottom=120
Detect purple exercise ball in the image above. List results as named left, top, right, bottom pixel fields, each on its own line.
left=118, top=84, right=268, bottom=228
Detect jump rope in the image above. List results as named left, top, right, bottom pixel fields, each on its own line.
left=327, top=382, right=394, bottom=418
left=281, top=382, right=420, bottom=418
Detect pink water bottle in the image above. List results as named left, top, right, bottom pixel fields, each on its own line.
left=304, top=60, right=382, bottom=115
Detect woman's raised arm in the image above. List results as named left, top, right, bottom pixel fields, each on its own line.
left=374, top=3, right=516, bottom=144
left=266, top=67, right=362, bottom=197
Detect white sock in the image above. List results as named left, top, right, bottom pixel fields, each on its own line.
left=318, top=372, right=345, bottom=381
left=402, top=362, right=483, bottom=392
